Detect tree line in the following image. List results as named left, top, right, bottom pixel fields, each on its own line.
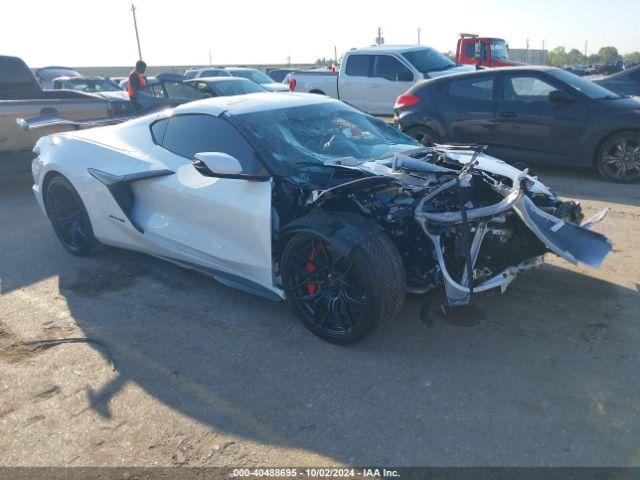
left=548, top=46, right=640, bottom=66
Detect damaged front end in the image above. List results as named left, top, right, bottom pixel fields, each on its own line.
left=412, top=146, right=612, bottom=305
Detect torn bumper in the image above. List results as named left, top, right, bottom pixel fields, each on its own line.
left=415, top=173, right=612, bottom=305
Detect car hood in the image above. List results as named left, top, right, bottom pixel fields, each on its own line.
left=263, top=83, right=291, bottom=92
left=598, top=96, right=640, bottom=110
left=323, top=148, right=552, bottom=197
left=85, top=91, right=129, bottom=101
left=425, top=65, right=475, bottom=78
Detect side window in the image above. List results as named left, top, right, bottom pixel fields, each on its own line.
left=465, top=43, right=475, bottom=58
left=448, top=77, right=494, bottom=101
left=373, top=55, right=413, bottom=82
left=504, top=76, right=556, bottom=102
left=149, top=84, right=166, bottom=98
left=345, top=55, right=370, bottom=77
left=150, top=118, right=168, bottom=144
left=164, top=81, right=207, bottom=99
left=160, top=115, right=262, bottom=174
left=195, top=82, right=214, bottom=95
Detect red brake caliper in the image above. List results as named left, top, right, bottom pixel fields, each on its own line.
left=305, top=244, right=322, bottom=295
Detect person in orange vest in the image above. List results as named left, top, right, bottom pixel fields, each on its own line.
left=127, top=60, right=147, bottom=109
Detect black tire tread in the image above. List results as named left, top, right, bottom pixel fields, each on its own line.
left=357, top=232, right=406, bottom=332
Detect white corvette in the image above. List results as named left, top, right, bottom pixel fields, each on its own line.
left=28, top=93, right=612, bottom=343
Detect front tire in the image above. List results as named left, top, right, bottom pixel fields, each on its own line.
left=281, top=232, right=406, bottom=344
left=595, top=131, right=640, bottom=183
left=44, top=175, right=100, bottom=256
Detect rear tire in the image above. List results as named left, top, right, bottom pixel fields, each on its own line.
left=404, top=126, right=441, bottom=146
left=44, top=175, right=100, bottom=256
left=281, top=231, right=405, bottom=344
left=595, top=130, right=640, bottom=183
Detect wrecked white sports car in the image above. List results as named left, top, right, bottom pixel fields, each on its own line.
left=26, top=93, right=612, bottom=343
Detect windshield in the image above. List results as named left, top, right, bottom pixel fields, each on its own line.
left=402, top=48, right=455, bottom=73
left=66, top=78, right=121, bottom=92
left=228, top=69, right=273, bottom=85
left=491, top=40, right=508, bottom=61
left=236, top=102, right=420, bottom=174
left=550, top=69, right=620, bottom=99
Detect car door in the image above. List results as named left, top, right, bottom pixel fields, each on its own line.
left=368, top=55, right=415, bottom=115
left=340, top=54, right=373, bottom=112
left=131, top=113, right=275, bottom=291
left=436, top=73, right=497, bottom=144
left=493, top=72, right=588, bottom=165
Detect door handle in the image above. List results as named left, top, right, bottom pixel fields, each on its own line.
left=41, top=107, right=58, bottom=115
left=499, top=111, right=517, bottom=118
left=370, top=84, right=381, bottom=88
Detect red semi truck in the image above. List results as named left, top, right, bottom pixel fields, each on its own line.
left=455, top=34, right=523, bottom=67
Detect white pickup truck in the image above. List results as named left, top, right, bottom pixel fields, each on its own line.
left=288, top=45, right=473, bottom=115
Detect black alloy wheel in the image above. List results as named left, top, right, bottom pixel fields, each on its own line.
left=596, top=131, right=640, bottom=183
left=45, top=175, right=99, bottom=256
left=281, top=232, right=405, bottom=344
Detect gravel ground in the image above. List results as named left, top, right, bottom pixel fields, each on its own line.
left=0, top=158, right=639, bottom=467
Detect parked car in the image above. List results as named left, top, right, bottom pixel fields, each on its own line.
left=184, top=68, right=232, bottom=80
left=28, top=93, right=610, bottom=343
left=267, top=68, right=296, bottom=83
left=185, top=77, right=268, bottom=97
left=35, top=66, right=81, bottom=89
left=48, top=76, right=129, bottom=101
left=594, top=65, right=640, bottom=97
left=288, top=45, right=473, bottom=115
left=394, top=66, right=640, bottom=182
left=225, top=68, right=290, bottom=92
left=0, top=56, right=113, bottom=154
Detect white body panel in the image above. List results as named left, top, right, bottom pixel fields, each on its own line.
left=30, top=96, right=297, bottom=298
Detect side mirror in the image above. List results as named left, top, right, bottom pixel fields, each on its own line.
left=194, top=152, right=243, bottom=175
left=549, top=89, right=575, bottom=104
left=397, top=71, right=414, bottom=82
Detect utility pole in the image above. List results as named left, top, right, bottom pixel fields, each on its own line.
left=131, top=3, right=142, bottom=60
left=334, top=46, right=338, bottom=64
left=542, top=39, right=545, bottom=65
left=584, top=40, right=588, bottom=57
left=375, top=27, right=384, bottom=45
left=287, top=55, right=291, bottom=66
left=417, top=27, right=421, bottom=45
left=208, top=49, right=212, bottom=66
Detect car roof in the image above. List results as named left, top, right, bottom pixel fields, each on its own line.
left=349, top=45, right=427, bottom=54
left=173, top=91, right=336, bottom=116
left=428, top=65, right=560, bottom=80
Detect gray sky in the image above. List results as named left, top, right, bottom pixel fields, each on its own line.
left=2, top=0, right=639, bottom=67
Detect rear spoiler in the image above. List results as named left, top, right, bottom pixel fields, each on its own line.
left=16, top=113, right=135, bottom=132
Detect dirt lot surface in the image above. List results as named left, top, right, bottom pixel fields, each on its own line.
left=1, top=158, right=639, bottom=467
